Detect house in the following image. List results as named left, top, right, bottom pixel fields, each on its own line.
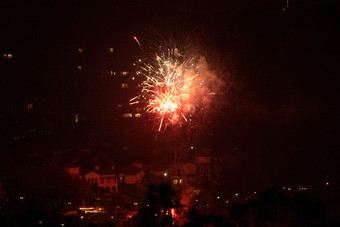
left=66, top=163, right=144, bottom=193
left=84, top=166, right=118, bottom=193
left=117, top=165, right=144, bottom=188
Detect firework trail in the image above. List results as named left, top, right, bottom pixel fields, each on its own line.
left=134, top=36, right=143, bottom=51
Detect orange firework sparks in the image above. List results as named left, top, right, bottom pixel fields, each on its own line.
left=131, top=43, right=202, bottom=131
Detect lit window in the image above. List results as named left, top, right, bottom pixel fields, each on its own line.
left=179, top=179, right=183, bottom=184
left=121, top=83, right=128, bottom=88
left=173, top=179, right=178, bottom=184
left=108, top=71, right=114, bottom=76
left=75, top=114, right=79, bottom=123
left=135, top=113, right=141, bottom=117
left=78, top=48, right=83, bottom=53
left=121, top=71, right=128, bottom=76
left=3, top=54, right=12, bottom=59
left=77, top=66, right=82, bottom=70
left=109, top=48, right=113, bottom=53
left=122, top=113, right=132, bottom=118
left=27, top=103, right=33, bottom=110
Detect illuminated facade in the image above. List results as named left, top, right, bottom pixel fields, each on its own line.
left=85, top=171, right=118, bottom=193
left=67, top=163, right=144, bottom=193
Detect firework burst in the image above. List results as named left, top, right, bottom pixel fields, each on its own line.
left=131, top=38, right=217, bottom=132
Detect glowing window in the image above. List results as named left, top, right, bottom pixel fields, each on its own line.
left=78, top=48, right=83, bottom=53
left=75, top=114, right=79, bottom=123
left=121, top=83, right=128, bottom=88
left=121, top=71, right=128, bottom=76
left=179, top=179, right=183, bottom=184
left=77, top=66, right=82, bottom=70
left=3, top=54, right=12, bottom=59
left=108, top=71, right=114, bottom=76
left=135, top=113, right=141, bottom=117
left=27, top=103, right=33, bottom=110
left=109, top=48, right=114, bottom=53
left=122, top=113, right=132, bottom=118
left=173, top=179, right=178, bottom=184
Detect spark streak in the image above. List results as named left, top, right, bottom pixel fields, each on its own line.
left=134, top=36, right=143, bottom=51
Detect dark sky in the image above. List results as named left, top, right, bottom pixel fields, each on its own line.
left=1, top=0, right=339, bottom=195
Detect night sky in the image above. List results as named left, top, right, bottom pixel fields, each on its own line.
left=1, top=0, right=339, bottom=209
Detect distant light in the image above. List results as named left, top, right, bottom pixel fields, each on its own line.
left=225, top=200, right=229, bottom=204
left=122, top=113, right=132, bottom=118
left=217, top=196, right=220, bottom=199
left=19, top=196, right=24, bottom=200
left=326, top=182, right=330, bottom=186
left=287, top=188, right=291, bottom=191
left=155, top=213, right=158, bottom=217
left=80, top=216, right=84, bottom=219
left=254, top=192, right=257, bottom=194
left=109, top=48, right=114, bottom=53
left=3, top=53, right=12, bottom=59
left=27, top=103, right=33, bottom=111
left=61, top=224, right=65, bottom=227
left=190, top=146, right=194, bottom=149
left=163, top=172, right=167, bottom=177
left=38, top=220, right=43, bottom=224
left=235, top=193, right=238, bottom=197
left=77, top=65, right=82, bottom=70
left=75, top=114, right=79, bottom=123
left=134, top=202, right=138, bottom=206
left=78, top=48, right=83, bottom=53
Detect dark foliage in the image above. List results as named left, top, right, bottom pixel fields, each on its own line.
left=230, top=188, right=326, bottom=227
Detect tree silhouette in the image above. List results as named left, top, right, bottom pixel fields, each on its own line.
left=134, top=184, right=179, bottom=227
left=230, top=188, right=326, bottom=227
